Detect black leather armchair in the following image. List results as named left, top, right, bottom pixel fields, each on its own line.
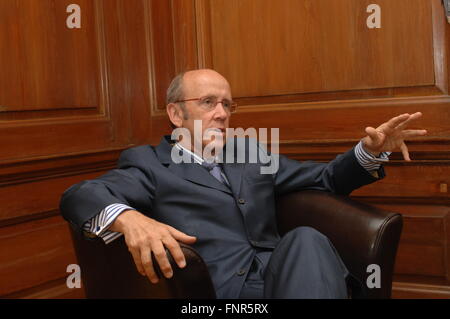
left=69, top=190, right=402, bottom=299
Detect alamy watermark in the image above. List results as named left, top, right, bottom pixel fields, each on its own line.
left=66, top=264, right=81, bottom=288
left=66, top=4, right=81, bottom=29
left=170, top=121, right=279, bottom=174
left=63, top=3, right=380, bottom=30
left=366, top=264, right=381, bottom=289
left=367, top=4, right=381, bottom=29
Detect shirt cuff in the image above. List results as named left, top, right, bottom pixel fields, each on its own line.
left=82, top=203, right=133, bottom=244
left=354, top=140, right=391, bottom=173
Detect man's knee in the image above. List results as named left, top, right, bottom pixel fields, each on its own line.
left=272, top=226, right=338, bottom=267
left=283, top=226, right=329, bottom=246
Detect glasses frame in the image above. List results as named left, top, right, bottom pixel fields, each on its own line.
left=175, top=96, right=237, bottom=113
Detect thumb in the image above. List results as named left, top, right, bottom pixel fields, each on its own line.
left=365, top=127, right=379, bottom=143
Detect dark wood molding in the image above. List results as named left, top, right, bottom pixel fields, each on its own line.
left=2, top=277, right=85, bottom=299
left=392, top=280, right=450, bottom=299
left=351, top=196, right=450, bottom=206
left=0, top=147, right=127, bottom=186
left=234, top=86, right=443, bottom=107
left=234, top=95, right=450, bottom=112
left=0, top=210, right=59, bottom=228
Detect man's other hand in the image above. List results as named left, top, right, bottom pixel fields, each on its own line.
left=362, top=112, right=428, bottom=161
left=109, top=210, right=197, bottom=284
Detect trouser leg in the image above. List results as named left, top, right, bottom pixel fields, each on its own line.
left=264, top=226, right=349, bottom=299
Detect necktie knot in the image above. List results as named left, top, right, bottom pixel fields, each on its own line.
left=202, top=161, right=219, bottom=171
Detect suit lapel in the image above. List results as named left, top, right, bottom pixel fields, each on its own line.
left=168, top=162, right=232, bottom=194
left=155, top=135, right=233, bottom=195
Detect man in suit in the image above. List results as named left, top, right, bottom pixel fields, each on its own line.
left=60, top=69, right=427, bottom=298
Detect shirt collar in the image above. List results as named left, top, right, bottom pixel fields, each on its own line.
left=174, top=143, right=204, bottom=165
left=174, top=142, right=224, bottom=165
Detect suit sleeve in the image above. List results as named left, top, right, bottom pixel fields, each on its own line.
left=59, top=148, right=156, bottom=234
left=271, top=146, right=385, bottom=196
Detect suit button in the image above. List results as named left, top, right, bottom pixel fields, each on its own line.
left=236, top=269, right=246, bottom=276
left=238, top=198, right=245, bottom=204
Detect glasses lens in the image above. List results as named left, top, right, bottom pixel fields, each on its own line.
left=222, top=100, right=231, bottom=109
left=200, top=96, right=217, bottom=110
left=198, top=96, right=236, bottom=113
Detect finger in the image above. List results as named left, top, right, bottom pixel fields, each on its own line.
left=168, top=226, right=197, bottom=244
left=365, top=127, right=380, bottom=144
left=151, top=240, right=173, bottom=279
left=385, top=113, right=411, bottom=130
left=400, top=142, right=411, bottom=161
left=128, top=246, right=146, bottom=276
left=402, top=129, right=427, bottom=138
left=163, top=236, right=188, bottom=269
left=141, top=246, right=159, bottom=283
left=395, top=112, right=423, bottom=131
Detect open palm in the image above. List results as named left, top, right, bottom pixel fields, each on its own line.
left=362, top=112, right=427, bottom=161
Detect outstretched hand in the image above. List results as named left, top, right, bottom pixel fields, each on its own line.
left=362, top=112, right=427, bottom=161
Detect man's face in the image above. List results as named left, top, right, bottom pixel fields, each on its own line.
left=177, top=70, right=232, bottom=155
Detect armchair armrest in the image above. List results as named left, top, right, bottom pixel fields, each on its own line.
left=69, top=226, right=216, bottom=298
left=276, top=190, right=402, bottom=299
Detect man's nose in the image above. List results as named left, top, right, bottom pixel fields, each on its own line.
left=213, top=102, right=229, bottom=119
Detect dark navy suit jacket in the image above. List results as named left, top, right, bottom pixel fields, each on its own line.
left=60, top=135, right=384, bottom=298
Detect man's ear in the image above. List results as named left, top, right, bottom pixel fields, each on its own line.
left=166, top=103, right=183, bottom=128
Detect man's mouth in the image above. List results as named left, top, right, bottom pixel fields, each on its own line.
left=207, top=128, right=225, bottom=134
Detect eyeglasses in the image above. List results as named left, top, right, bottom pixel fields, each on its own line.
left=175, top=96, right=237, bottom=113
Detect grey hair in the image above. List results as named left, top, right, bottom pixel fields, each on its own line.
left=166, top=72, right=186, bottom=104
left=167, top=72, right=189, bottom=128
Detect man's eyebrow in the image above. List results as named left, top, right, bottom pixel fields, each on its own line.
left=203, top=94, right=232, bottom=101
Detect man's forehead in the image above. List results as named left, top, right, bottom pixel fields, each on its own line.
left=183, top=69, right=231, bottom=94
left=184, top=69, right=225, bottom=80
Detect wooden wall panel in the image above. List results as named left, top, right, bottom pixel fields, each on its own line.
left=150, top=0, right=450, bottom=150
left=0, top=0, right=152, bottom=298
left=0, top=0, right=113, bottom=160
left=145, top=0, right=198, bottom=111
left=375, top=204, right=450, bottom=279
left=362, top=203, right=450, bottom=298
left=0, top=156, right=116, bottom=298
left=0, top=0, right=98, bottom=110
left=0, top=0, right=154, bottom=161
left=0, top=171, right=111, bottom=223
left=205, top=0, right=434, bottom=98
left=0, top=216, right=78, bottom=296
left=351, top=164, right=450, bottom=199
